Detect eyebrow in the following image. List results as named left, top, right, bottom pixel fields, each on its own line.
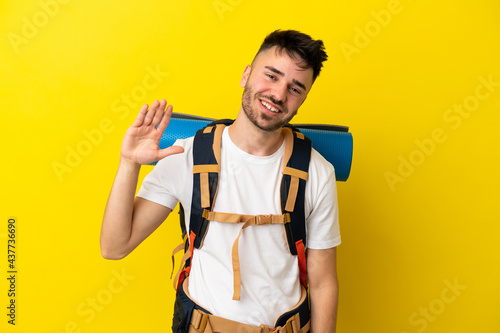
left=264, top=66, right=306, bottom=91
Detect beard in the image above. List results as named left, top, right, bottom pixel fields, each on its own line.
left=241, top=84, right=297, bottom=132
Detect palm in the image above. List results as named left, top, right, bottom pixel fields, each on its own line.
left=121, top=100, right=183, bottom=165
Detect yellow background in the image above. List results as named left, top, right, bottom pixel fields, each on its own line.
left=1, top=0, right=499, bottom=332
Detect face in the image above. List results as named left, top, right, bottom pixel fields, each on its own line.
left=240, top=47, right=314, bottom=132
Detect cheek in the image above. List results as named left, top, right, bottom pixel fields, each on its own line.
left=290, top=97, right=306, bottom=110
left=250, top=78, right=271, bottom=91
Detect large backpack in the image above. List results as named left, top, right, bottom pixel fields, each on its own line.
left=172, top=119, right=312, bottom=301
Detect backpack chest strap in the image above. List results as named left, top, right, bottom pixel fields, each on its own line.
left=203, top=210, right=291, bottom=301
left=203, top=210, right=290, bottom=225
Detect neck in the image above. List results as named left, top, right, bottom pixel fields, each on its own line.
left=228, top=109, right=284, bottom=156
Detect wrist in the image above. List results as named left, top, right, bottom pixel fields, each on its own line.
left=118, top=156, right=142, bottom=173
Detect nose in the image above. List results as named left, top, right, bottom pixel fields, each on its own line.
left=270, top=82, right=287, bottom=104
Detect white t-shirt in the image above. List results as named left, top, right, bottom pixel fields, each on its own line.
left=137, top=127, right=341, bottom=326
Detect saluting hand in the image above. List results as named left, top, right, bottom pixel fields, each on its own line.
left=120, top=99, right=184, bottom=165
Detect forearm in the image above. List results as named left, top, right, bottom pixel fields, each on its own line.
left=100, top=157, right=141, bottom=259
left=309, top=280, right=339, bottom=332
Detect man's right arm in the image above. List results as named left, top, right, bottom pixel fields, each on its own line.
left=100, top=99, right=183, bottom=260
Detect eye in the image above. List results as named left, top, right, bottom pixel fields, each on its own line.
left=290, top=86, right=301, bottom=94
left=266, top=73, right=276, bottom=80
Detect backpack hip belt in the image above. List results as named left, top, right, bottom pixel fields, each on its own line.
left=173, top=277, right=310, bottom=333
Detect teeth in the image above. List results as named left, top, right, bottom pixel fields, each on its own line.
left=261, top=100, right=279, bottom=113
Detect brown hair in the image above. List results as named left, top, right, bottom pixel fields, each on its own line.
left=254, top=29, right=328, bottom=82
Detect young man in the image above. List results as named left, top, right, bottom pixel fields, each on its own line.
left=101, top=30, right=340, bottom=332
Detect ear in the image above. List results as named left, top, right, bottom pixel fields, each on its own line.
left=240, top=65, right=251, bottom=88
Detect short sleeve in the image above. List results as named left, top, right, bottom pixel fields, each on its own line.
left=136, top=137, right=194, bottom=210
left=305, top=149, right=341, bottom=249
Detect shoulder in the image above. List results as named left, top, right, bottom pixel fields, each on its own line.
left=304, top=148, right=337, bottom=210
left=172, top=136, right=195, bottom=152
left=308, top=148, right=335, bottom=182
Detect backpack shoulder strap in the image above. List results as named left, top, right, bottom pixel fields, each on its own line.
left=281, top=126, right=312, bottom=286
left=173, top=120, right=232, bottom=289
left=190, top=119, right=233, bottom=249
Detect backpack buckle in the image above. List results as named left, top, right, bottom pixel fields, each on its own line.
left=191, top=309, right=209, bottom=331
left=258, top=214, right=272, bottom=225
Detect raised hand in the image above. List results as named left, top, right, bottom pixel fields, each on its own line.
left=120, top=99, right=184, bottom=165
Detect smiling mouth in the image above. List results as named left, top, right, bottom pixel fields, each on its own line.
left=260, top=99, right=281, bottom=113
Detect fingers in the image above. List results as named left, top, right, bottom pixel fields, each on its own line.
left=132, top=103, right=149, bottom=127
left=151, top=99, right=167, bottom=128
left=132, top=99, right=173, bottom=134
left=143, top=100, right=160, bottom=126
left=157, top=145, right=185, bottom=161
left=156, top=104, right=173, bottom=134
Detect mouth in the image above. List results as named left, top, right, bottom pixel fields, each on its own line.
left=259, top=99, right=282, bottom=114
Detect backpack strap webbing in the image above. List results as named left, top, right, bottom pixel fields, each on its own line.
left=281, top=127, right=312, bottom=287
left=173, top=231, right=195, bottom=290
left=190, top=121, right=228, bottom=249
